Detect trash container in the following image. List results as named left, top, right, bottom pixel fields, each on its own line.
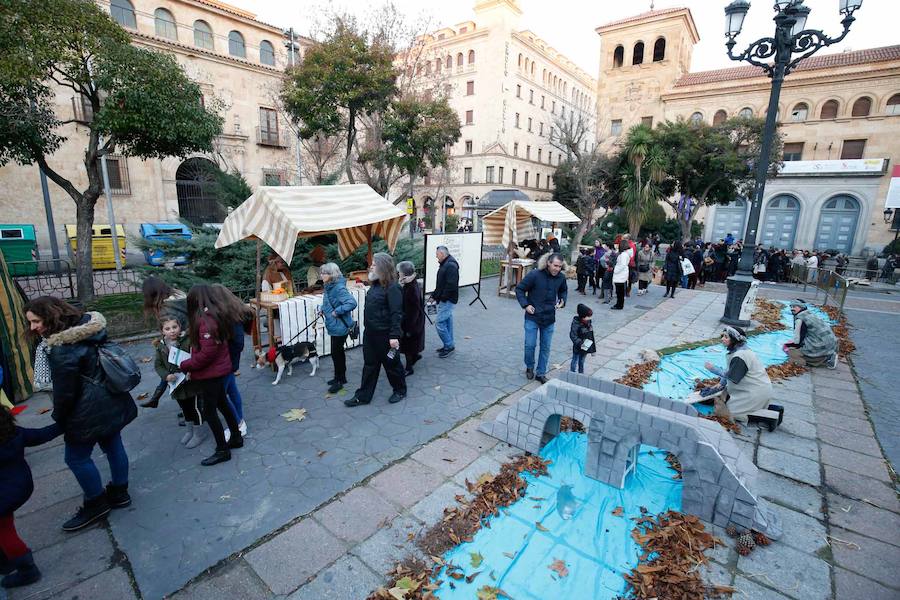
left=0, top=224, right=38, bottom=276
left=65, top=224, right=126, bottom=270
left=139, top=223, right=192, bottom=266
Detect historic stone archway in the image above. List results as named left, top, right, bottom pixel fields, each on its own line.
left=175, top=157, right=224, bottom=225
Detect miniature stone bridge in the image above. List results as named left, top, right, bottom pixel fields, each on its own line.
left=479, top=372, right=782, bottom=538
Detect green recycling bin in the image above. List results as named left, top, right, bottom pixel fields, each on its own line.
left=0, top=224, right=38, bottom=276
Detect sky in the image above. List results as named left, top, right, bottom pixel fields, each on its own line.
left=228, top=0, right=895, bottom=77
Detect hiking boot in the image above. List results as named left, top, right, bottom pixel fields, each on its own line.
left=62, top=495, right=110, bottom=532
left=201, top=449, right=231, bottom=466
left=105, top=483, right=131, bottom=509
left=1, top=553, right=40, bottom=589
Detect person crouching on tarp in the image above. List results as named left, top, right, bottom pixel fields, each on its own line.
left=700, top=326, right=772, bottom=423
left=782, top=300, right=838, bottom=369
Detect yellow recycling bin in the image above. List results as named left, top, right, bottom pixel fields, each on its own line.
left=65, top=224, right=127, bottom=270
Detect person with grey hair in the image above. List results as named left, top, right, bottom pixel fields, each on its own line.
left=320, top=262, right=358, bottom=393
left=431, top=245, right=459, bottom=358
left=345, top=253, right=407, bottom=406
left=397, top=261, right=425, bottom=376
left=702, top=326, right=772, bottom=423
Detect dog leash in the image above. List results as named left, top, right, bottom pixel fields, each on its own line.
left=280, top=313, right=321, bottom=348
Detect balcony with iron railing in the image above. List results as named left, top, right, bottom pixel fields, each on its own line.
left=255, top=127, right=290, bottom=148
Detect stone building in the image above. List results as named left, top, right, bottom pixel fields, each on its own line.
left=595, top=7, right=900, bottom=254
left=409, top=0, right=598, bottom=229
left=0, top=0, right=310, bottom=256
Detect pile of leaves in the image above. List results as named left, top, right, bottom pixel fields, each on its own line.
left=766, top=361, right=808, bottom=382
left=701, top=414, right=741, bottom=435
left=820, top=305, right=856, bottom=357
left=615, top=361, right=660, bottom=389
left=665, top=452, right=683, bottom=479
left=559, top=416, right=586, bottom=433
left=622, top=511, right=733, bottom=600
left=752, top=298, right=786, bottom=332
left=693, top=376, right=720, bottom=391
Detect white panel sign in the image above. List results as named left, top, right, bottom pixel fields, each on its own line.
left=779, top=158, right=886, bottom=176
left=424, top=232, right=483, bottom=295
left=885, top=165, right=900, bottom=209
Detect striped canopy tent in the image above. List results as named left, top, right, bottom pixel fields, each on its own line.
left=214, top=184, right=408, bottom=264
left=482, top=200, right=580, bottom=249
left=0, top=253, right=32, bottom=405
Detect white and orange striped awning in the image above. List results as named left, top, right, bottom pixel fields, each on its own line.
left=214, top=184, right=408, bottom=264
left=482, top=200, right=580, bottom=248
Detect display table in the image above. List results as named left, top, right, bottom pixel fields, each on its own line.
left=251, top=284, right=367, bottom=356
left=498, top=258, right=534, bottom=298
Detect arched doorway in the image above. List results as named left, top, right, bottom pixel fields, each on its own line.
left=760, top=195, right=800, bottom=249
left=814, top=195, right=859, bottom=253
left=710, top=199, right=747, bottom=242
left=176, top=157, right=224, bottom=225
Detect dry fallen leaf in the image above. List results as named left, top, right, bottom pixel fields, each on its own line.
left=140, top=357, right=152, bottom=363
left=136, top=393, right=148, bottom=400
left=612, top=506, right=624, bottom=517
left=535, top=522, right=549, bottom=532
left=470, top=552, right=483, bottom=568
left=281, top=408, right=307, bottom=422
left=38, top=408, right=51, bottom=414
left=466, top=570, right=482, bottom=584
left=549, top=559, right=569, bottom=578
left=317, top=450, right=327, bottom=458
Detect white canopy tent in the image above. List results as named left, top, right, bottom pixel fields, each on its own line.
left=482, top=200, right=580, bottom=249
left=214, top=184, right=408, bottom=264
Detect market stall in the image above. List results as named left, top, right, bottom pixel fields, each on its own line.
left=481, top=200, right=580, bottom=296
left=214, top=184, right=408, bottom=354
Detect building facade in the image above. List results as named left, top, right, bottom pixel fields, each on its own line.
left=0, top=0, right=309, bottom=256
left=595, top=7, right=900, bottom=254
left=410, top=0, right=597, bottom=229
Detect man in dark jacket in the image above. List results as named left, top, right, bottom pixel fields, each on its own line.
left=431, top=246, right=459, bottom=358
left=515, top=253, right=568, bottom=384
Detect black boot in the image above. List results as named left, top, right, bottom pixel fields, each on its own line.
left=105, top=483, right=132, bottom=509
left=201, top=449, right=231, bottom=466
left=141, top=381, right=166, bottom=408
left=62, top=494, right=110, bottom=532
left=227, top=433, right=244, bottom=449
left=1, top=552, right=41, bottom=589
left=0, top=551, right=13, bottom=575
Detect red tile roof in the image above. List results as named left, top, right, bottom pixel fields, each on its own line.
left=597, top=7, right=688, bottom=30
left=674, top=44, right=900, bottom=87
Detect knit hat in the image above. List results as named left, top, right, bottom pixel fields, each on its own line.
left=789, top=299, right=807, bottom=310
left=577, top=303, right=593, bottom=319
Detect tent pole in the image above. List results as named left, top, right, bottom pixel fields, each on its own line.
left=366, top=224, right=373, bottom=265
left=255, top=239, right=262, bottom=301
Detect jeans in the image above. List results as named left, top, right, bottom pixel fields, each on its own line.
left=570, top=352, right=585, bottom=373
left=64, top=432, right=129, bottom=500
left=224, top=372, right=243, bottom=422
left=435, top=301, right=456, bottom=349
left=523, top=319, right=554, bottom=376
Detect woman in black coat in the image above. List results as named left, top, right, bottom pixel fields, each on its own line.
left=24, top=297, right=137, bottom=533
left=345, top=253, right=407, bottom=407
left=663, top=241, right=684, bottom=298
left=397, top=261, right=425, bottom=376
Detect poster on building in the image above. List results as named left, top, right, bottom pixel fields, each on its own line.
left=885, top=165, right=900, bottom=209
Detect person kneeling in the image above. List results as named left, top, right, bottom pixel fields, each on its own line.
left=782, top=300, right=837, bottom=369
left=701, top=326, right=772, bottom=423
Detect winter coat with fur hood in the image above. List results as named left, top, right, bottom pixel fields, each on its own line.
left=46, top=312, right=138, bottom=445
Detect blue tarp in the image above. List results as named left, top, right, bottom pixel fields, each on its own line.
left=435, top=433, right=682, bottom=600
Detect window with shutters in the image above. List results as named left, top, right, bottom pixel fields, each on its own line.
left=194, top=20, right=214, bottom=50
left=260, top=40, right=276, bottom=66
left=104, top=155, right=130, bottom=195
left=465, top=140, right=472, bottom=154
left=539, top=122, right=543, bottom=136
left=527, top=117, right=532, bottom=132
left=464, top=168, right=472, bottom=183
left=526, top=145, right=531, bottom=159
left=537, top=149, right=542, bottom=162
left=465, top=110, right=473, bottom=125
left=536, top=173, right=540, bottom=188
left=516, top=84, right=521, bottom=98
left=840, top=139, right=865, bottom=159
left=486, top=166, right=495, bottom=183
left=632, top=42, right=644, bottom=65
left=466, top=80, right=474, bottom=95
left=782, top=142, right=804, bottom=161
left=529, top=89, right=534, bottom=104
left=258, top=107, right=279, bottom=145
left=155, top=8, right=177, bottom=40
left=541, top=96, right=545, bottom=109
left=610, top=119, right=622, bottom=136
left=511, top=169, right=517, bottom=185
left=790, top=103, right=808, bottom=122
left=228, top=31, right=246, bottom=58
left=524, top=171, right=529, bottom=187
left=111, top=0, right=136, bottom=29
left=513, top=142, right=519, bottom=156
left=498, top=167, right=504, bottom=183
left=515, top=113, right=520, bottom=128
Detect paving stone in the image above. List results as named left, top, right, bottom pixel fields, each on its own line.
left=315, top=486, right=400, bottom=543
left=169, top=559, right=272, bottom=600
left=813, top=396, right=866, bottom=419
left=737, top=542, right=832, bottom=600
left=778, top=417, right=817, bottom=440
left=819, top=444, right=891, bottom=481
left=816, top=424, right=883, bottom=457
left=13, top=496, right=85, bottom=552
left=759, top=431, right=819, bottom=462
left=447, top=419, right=501, bottom=451
left=245, top=519, right=346, bottom=595
left=410, top=481, right=467, bottom=525
left=453, top=455, right=503, bottom=488
left=699, top=560, right=733, bottom=588
left=44, top=567, right=138, bottom=600
left=823, top=464, right=900, bottom=514
left=367, top=460, right=445, bottom=509
left=732, top=575, right=794, bottom=600
left=351, top=516, right=425, bottom=575
left=7, top=529, right=113, bottom=600
left=287, top=555, right=382, bottom=600
left=829, top=526, right=900, bottom=588
left=757, top=447, right=821, bottom=487
left=410, top=437, right=481, bottom=477
left=834, top=566, right=900, bottom=600
left=815, top=410, right=875, bottom=437
left=827, top=494, right=900, bottom=547
left=759, top=502, right=828, bottom=555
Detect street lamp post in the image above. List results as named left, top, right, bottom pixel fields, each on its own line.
left=720, top=0, right=862, bottom=325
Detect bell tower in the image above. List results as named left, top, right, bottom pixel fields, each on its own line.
left=594, top=7, right=699, bottom=145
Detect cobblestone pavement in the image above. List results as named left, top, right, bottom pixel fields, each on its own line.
left=7, top=284, right=898, bottom=599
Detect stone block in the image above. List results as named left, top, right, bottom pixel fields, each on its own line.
left=827, top=494, right=900, bottom=546
left=23, top=528, right=113, bottom=600
left=824, top=464, right=899, bottom=514
left=626, top=386, right=644, bottom=401
left=732, top=500, right=756, bottom=518
left=246, top=519, right=347, bottom=595
left=731, top=576, right=793, bottom=600
left=755, top=471, right=824, bottom=520
left=315, top=486, right=399, bottom=544
left=737, top=541, right=832, bottom=600
left=650, top=416, right=670, bottom=433
left=819, top=444, right=891, bottom=481
left=170, top=560, right=271, bottom=600
left=833, top=567, right=900, bottom=600
left=816, top=410, right=874, bottom=437
left=49, top=567, right=139, bottom=600
left=287, top=556, right=382, bottom=600
left=604, top=402, right=623, bottom=418
left=409, top=438, right=482, bottom=478
left=410, top=481, right=468, bottom=526
left=368, top=461, right=445, bottom=509
left=350, top=516, right=424, bottom=576
left=642, top=394, right=660, bottom=407
left=816, top=424, right=882, bottom=457
left=759, top=431, right=819, bottom=462
left=757, top=447, right=821, bottom=486
left=601, top=439, right=617, bottom=455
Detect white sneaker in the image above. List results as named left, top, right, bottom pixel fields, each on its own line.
left=224, top=428, right=232, bottom=443
left=238, top=420, right=247, bottom=436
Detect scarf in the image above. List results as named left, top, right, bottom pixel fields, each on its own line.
left=398, top=273, right=417, bottom=286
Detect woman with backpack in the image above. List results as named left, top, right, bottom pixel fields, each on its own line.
left=23, top=297, right=137, bottom=532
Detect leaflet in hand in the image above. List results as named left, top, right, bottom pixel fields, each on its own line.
left=167, top=372, right=187, bottom=396
left=167, top=346, right=191, bottom=367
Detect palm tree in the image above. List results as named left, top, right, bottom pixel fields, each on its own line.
left=617, top=125, right=668, bottom=237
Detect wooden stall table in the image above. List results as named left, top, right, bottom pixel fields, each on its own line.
left=249, top=297, right=284, bottom=353
left=498, top=258, right=534, bottom=298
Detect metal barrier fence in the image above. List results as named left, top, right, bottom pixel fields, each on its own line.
left=806, top=269, right=849, bottom=313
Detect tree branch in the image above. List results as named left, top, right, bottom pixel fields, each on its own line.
left=36, top=156, right=82, bottom=204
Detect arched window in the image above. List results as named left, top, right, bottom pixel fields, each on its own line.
left=445, top=55, right=452, bottom=69
left=518, top=53, right=522, bottom=68
left=613, top=45, right=624, bottom=68
left=790, top=102, right=808, bottom=122
left=228, top=31, right=246, bottom=58
left=259, top=40, right=275, bottom=65
left=435, top=58, right=441, bottom=72
left=110, top=0, right=136, bottom=28
left=425, top=61, right=431, bottom=75
left=713, top=109, right=728, bottom=126
left=851, top=96, right=872, bottom=117
left=154, top=8, right=177, bottom=40
left=456, top=53, right=463, bottom=67
left=632, top=41, right=644, bottom=65
left=885, top=93, right=900, bottom=115
left=194, top=20, right=214, bottom=50
left=738, top=107, right=754, bottom=119
left=690, top=111, right=703, bottom=124
left=530, top=62, right=535, bottom=77
left=653, top=37, right=666, bottom=62
left=468, top=49, right=475, bottom=64
left=820, top=99, right=839, bottom=119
